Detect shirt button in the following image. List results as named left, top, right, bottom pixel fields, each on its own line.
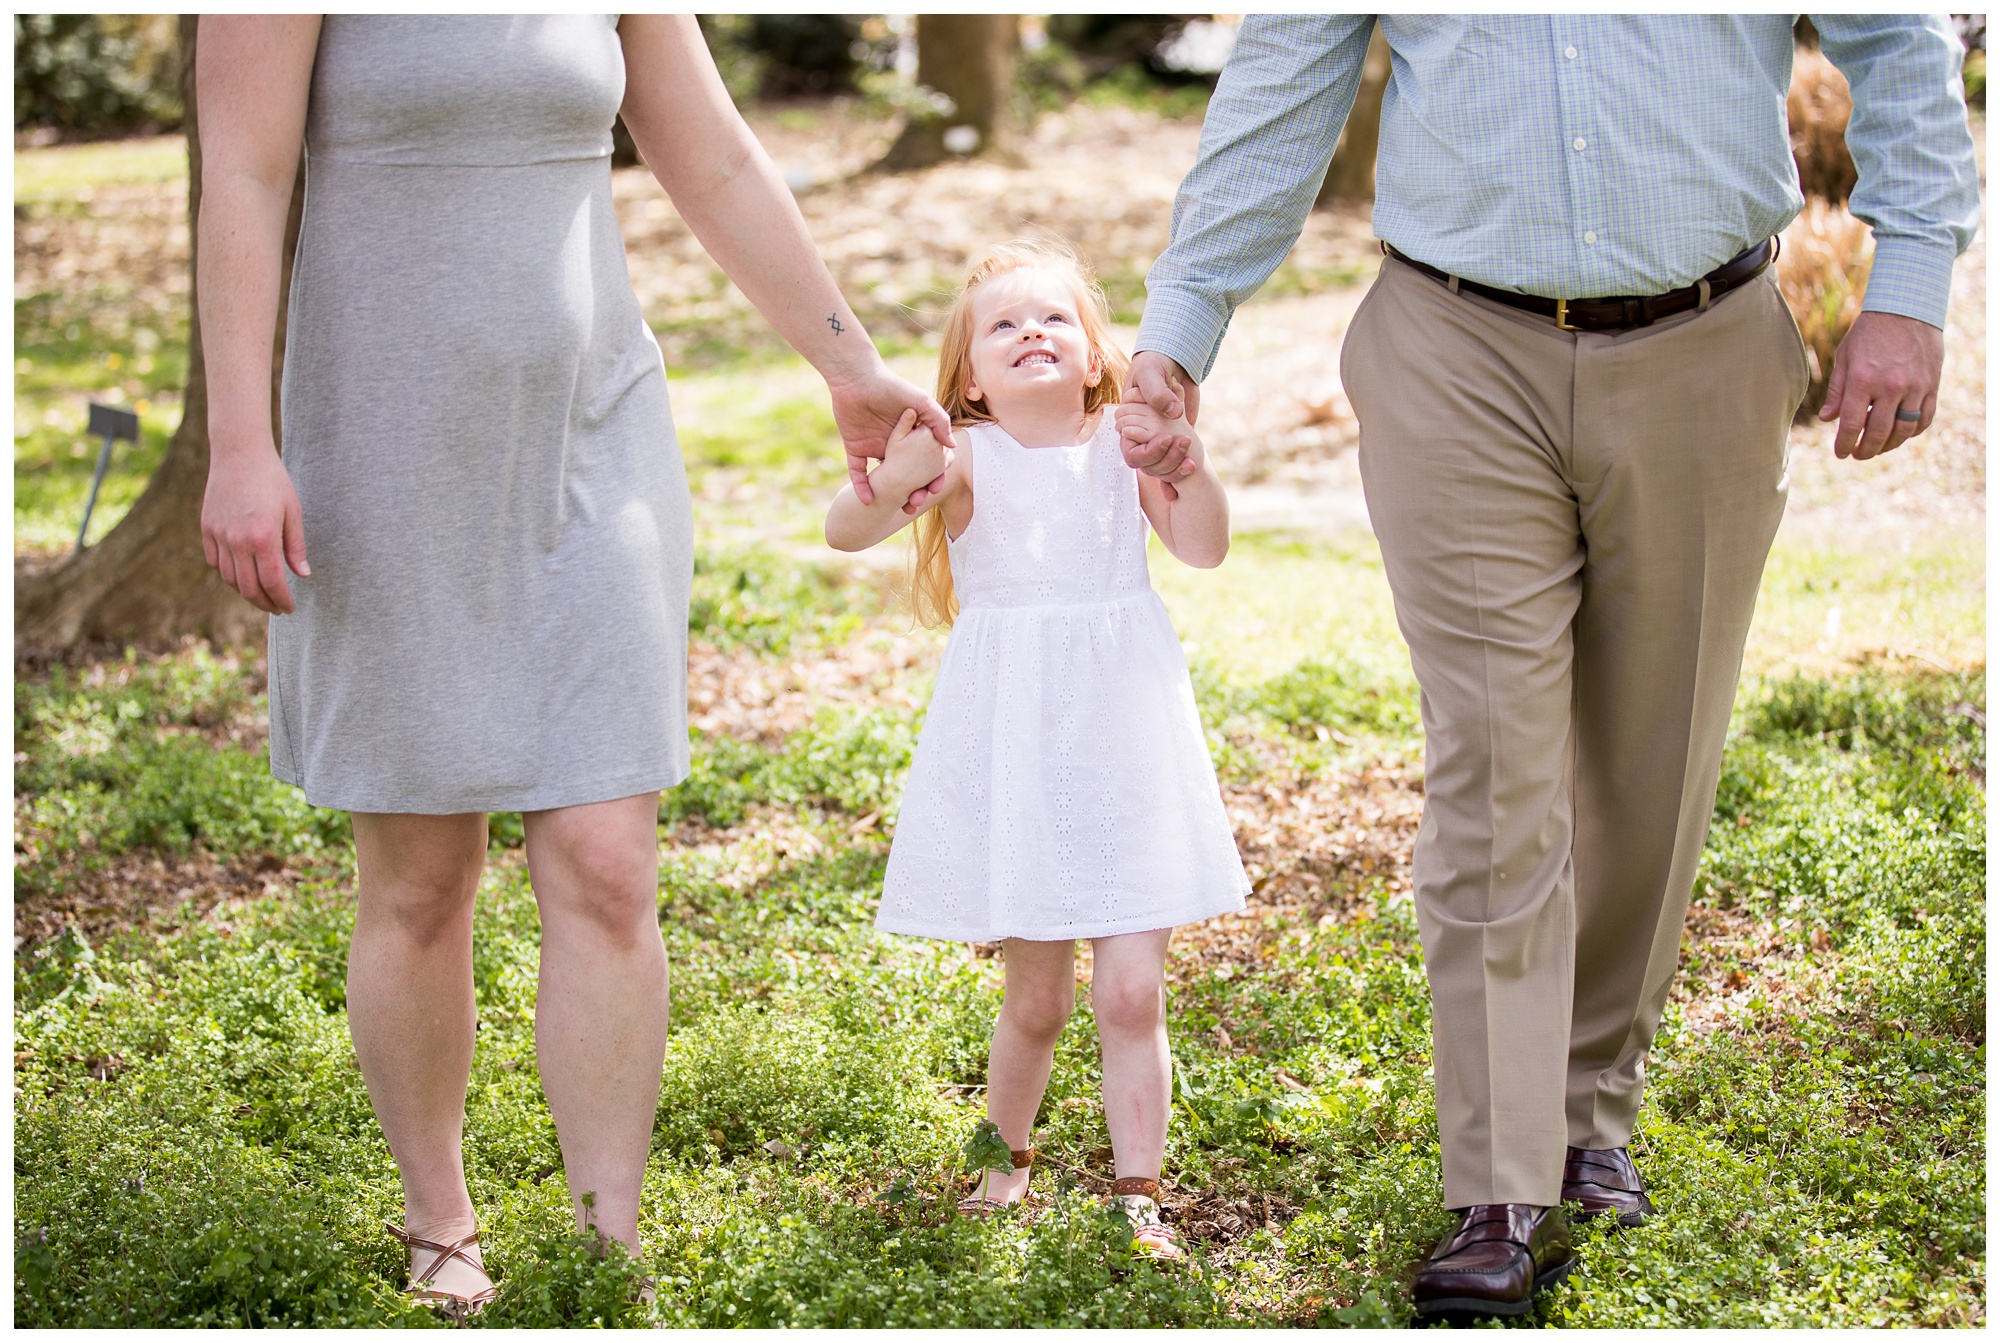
left=1584, top=230, right=1598, bottom=245
left=1565, top=45, right=1578, bottom=59
left=1572, top=136, right=1587, bottom=152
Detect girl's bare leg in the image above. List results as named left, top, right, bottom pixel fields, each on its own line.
left=348, top=811, right=492, bottom=1299
left=1089, top=928, right=1175, bottom=1181
left=523, top=793, right=668, bottom=1253
left=974, top=938, right=1077, bottom=1205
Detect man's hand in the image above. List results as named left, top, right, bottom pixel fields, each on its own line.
left=827, top=366, right=954, bottom=507
left=1120, top=351, right=1202, bottom=500
left=201, top=443, right=309, bottom=615
left=1116, top=392, right=1199, bottom=497
left=1818, top=310, right=1944, bottom=461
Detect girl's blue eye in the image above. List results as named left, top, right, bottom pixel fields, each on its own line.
left=1047, top=313, right=1069, bottom=323
left=993, top=320, right=1014, bottom=331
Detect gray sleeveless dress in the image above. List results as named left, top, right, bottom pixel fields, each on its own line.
left=270, top=15, right=692, bottom=814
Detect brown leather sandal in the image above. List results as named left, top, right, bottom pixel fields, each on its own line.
left=1107, top=1178, right=1185, bottom=1261
left=385, top=1221, right=500, bottom=1319
left=957, top=1146, right=1036, bottom=1217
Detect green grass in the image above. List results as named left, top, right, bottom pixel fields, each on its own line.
left=13, top=134, right=187, bottom=203
left=13, top=530, right=1984, bottom=1325
left=1745, top=536, right=1986, bottom=676
left=14, top=133, right=190, bottom=553
left=14, top=303, right=187, bottom=553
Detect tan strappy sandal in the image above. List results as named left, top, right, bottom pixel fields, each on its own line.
left=1107, top=1178, right=1185, bottom=1260
left=957, top=1146, right=1036, bottom=1217
left=385, top=1221, right=500, bottom=1319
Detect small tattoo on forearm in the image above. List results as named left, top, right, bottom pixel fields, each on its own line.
left=827, top=314, right=844, bottom=334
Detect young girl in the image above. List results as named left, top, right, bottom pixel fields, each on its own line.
left=825, top=238, right=1249, bottom=1259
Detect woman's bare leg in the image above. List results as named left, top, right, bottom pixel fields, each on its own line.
left=1089, top=928, right=1175, bottom=1182
left=973, top=938, right=1077, bottom=1205
left=348, top=811, right=491, bottom=1298
left=523, top=793, right=667, bottom=1253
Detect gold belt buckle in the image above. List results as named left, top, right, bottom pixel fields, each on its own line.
left=1554, top=298, right=1577, bottom=332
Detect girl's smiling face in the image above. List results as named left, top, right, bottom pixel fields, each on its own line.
left=963, top=266, right=1104, bottom=415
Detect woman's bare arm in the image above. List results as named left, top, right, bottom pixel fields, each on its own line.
left=196, top=15, right=321, bottom=614
left=616, top=15, right=950, bottom=505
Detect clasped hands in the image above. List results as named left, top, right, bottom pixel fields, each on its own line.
left=840, top=355, right=1211, bottom=514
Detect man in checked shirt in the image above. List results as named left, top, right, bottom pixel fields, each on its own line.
left=1118, top=15, right=1979, bottom=1322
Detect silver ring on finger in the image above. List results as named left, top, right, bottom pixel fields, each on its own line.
left=1894, top=407, right=1923, bottom=423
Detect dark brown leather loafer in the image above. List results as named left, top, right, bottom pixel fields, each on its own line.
left=1562, top=1146, right=1655, bottom=1228
left=1411, top=1203, right=1574, bottom=1321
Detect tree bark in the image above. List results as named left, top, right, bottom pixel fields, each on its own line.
left=15, top=15, right=304, bottom=656
left=874, top=15, right=1022, bottom=172
left=1315, top=23, right=1390, bottom=208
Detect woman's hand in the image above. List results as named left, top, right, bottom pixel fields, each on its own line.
left=825, top=410, right=961, bottom=553
left=828, top=367, right=954, bottom=509
left=201, top=437, right=310, bottom=614
left=196, top=15, right=319, bottom=615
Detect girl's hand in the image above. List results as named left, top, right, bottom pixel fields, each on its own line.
left=826, top=366, right=953, bottom=508
left=201, top=438, right=310, bottom=615
left=824, top=412, right=963, bottom=553
left=1116, top=394, right=1200, bottom=500
left=882, top=407, right=951, bottom=483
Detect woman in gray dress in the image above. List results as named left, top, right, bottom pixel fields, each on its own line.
left=197, top=16, right=948, bottom=1310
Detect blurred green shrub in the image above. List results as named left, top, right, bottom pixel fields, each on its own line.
left=654, top=1003, right=942, bottom=1160
left=699, top=15, right=890, bottom=103
left=15, top=14, right=182, bottom=139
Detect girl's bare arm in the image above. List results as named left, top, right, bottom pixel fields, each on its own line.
left=1135, top=426, right=1229, bottom=568
left=826, top=419, right=967, bottom=552
left=196, top=15, right=322, bottom=614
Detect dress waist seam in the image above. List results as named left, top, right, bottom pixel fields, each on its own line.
left=955, top=590, right=1158, bottom=614
left=306, top=150, right=611, bottom=169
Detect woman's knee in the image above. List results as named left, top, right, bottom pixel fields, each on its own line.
left=532, top=827, right=659, bottom=944
left=353, top=814, right=486, bottom=944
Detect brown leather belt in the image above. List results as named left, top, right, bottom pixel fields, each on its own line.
left=1383, top=238, right=1777, bottom=333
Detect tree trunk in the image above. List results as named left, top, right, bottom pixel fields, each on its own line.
left=15, top=15, right=304, bottom=656
left=1315, top=23, right=1390, bottom=208
left=874, top=14, right=1022, bottom=172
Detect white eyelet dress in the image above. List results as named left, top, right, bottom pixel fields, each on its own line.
left=877, top=418, right=1250, bottom=943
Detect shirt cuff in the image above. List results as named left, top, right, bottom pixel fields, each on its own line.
left=1860, top=235, right=1957, bottom=329
left=1135, top=285, right=1234, bottom=384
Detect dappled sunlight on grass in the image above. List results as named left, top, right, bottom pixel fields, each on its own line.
left=13, top=133, right=187, bottom=203
left=15, top=534, right=1984, bottom=1323
left=1744, top=535, right=1986, bottom=677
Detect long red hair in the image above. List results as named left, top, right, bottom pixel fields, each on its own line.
left=910, top=237, right=1131, bottom=628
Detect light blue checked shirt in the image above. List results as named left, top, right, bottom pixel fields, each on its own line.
left=1140, top=15, right=1982, bottom=382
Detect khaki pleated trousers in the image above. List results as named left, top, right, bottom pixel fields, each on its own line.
left=1343, top=255, right=1808, bottom=1208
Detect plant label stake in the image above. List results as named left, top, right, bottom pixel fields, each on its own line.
left=76, top=401, right=140, bottom=552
